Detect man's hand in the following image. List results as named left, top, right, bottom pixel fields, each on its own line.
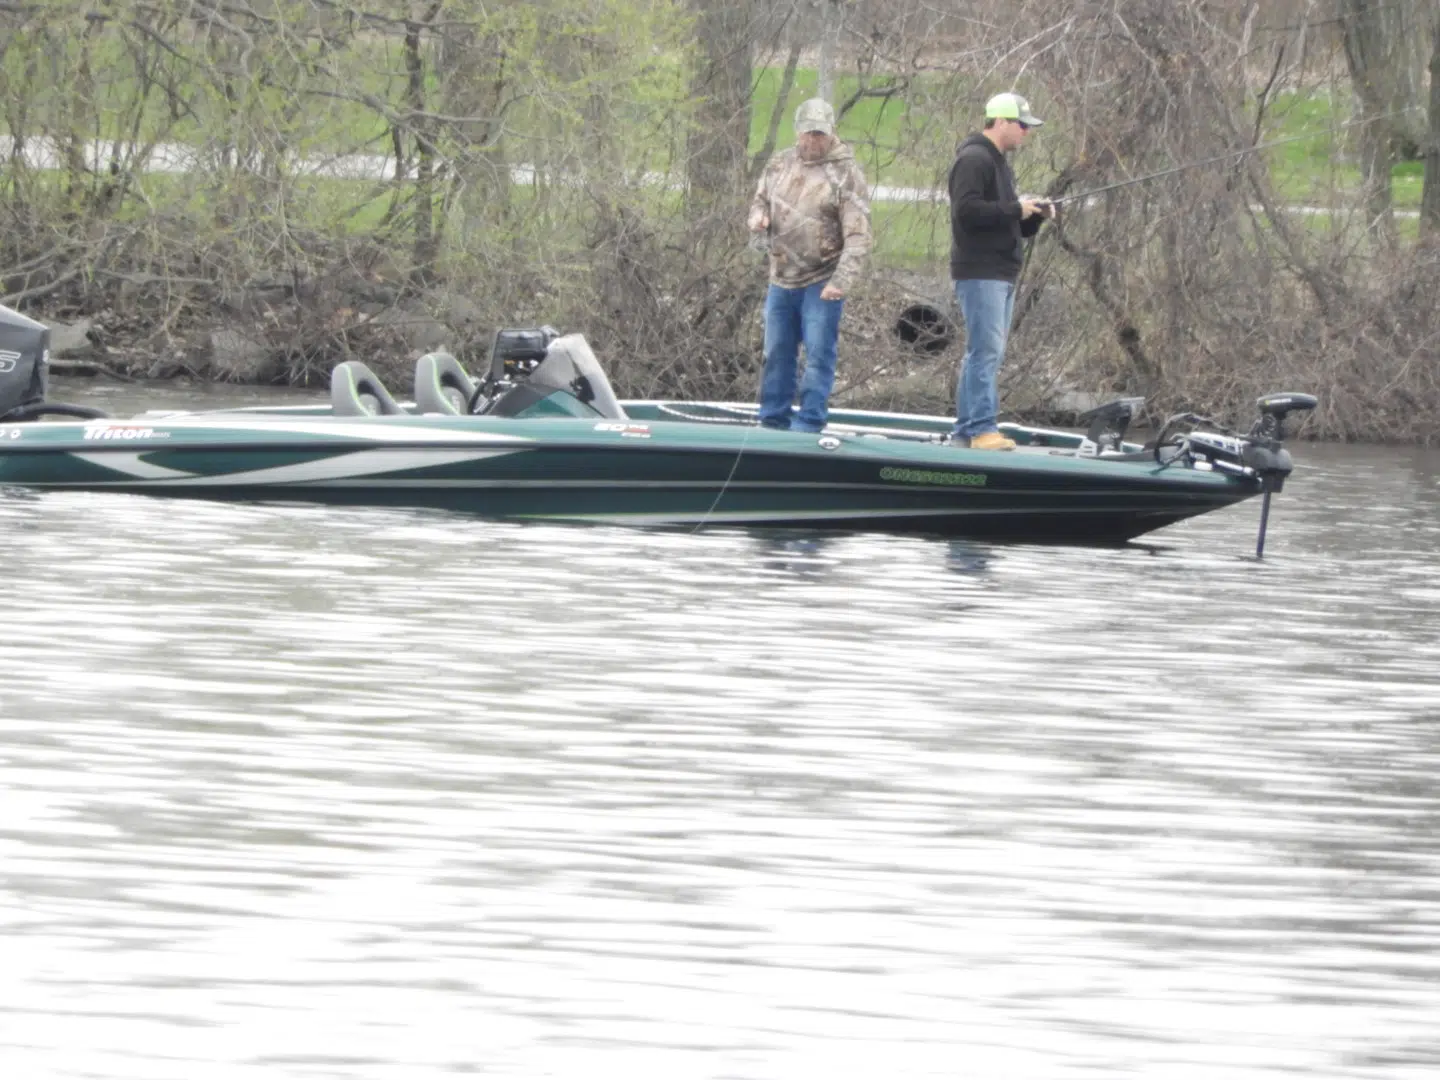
left=748, top=208, right=770, bottom=232
left=820, top=284, right=844, bottom=301
left=1020, top=197, right=1055, bottom=220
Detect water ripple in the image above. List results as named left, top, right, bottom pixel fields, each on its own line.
left=2, top=420, right=1438, bottom=1078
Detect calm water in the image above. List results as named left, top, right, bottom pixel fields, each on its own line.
left=2, top=379, right=1438, bottom=1079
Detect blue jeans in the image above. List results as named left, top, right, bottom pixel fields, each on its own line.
left=759, top=282, right=844, bottom=432
left=952, top=278, right=1016, bottom=439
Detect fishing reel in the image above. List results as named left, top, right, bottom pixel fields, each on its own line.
left=1021, top=195, right=1057, bottom=220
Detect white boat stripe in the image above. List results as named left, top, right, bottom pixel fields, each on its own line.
left=85, top=417, right=535, bottom=444
left=70, top=453, right=195, bottom=480
left=73, top=448, right=525, bottom=485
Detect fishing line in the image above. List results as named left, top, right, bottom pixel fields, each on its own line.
left=1047, top=106, right=1423, bottom=207
left=692, top=407, right=756, bottom=533
left=1009, top=105, right=1421, bottom=341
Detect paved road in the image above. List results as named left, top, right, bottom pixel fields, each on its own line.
left=1, top=135, right=1417, bottom=216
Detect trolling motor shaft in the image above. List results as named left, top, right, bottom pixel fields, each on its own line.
left=1245, top=393, right=1317, bottom=557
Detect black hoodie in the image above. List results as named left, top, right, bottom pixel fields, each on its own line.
left=947, top=132, right=1042, bottom=283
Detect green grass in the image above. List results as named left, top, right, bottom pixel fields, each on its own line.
left=6, top=34, right=1431, bottom=280
left=748, top=65, right=957, bottom=189
left=871, top=201, right=948, bottom=270
left=1393, top=160, right=1425, bottom=206
left=8, top=30, right=1426, bottom=212
left=748, top=76, right=1430, bottom=212
left=1258, top=89, right=1423, bottom=209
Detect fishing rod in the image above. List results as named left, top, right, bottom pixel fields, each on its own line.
left=1045, top=107, right=1420, bottom=208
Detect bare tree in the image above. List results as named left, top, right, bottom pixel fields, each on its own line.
left=1339, top=0, right=1399, bottom=234
left=687, top=0, right=759, bottom=202
left=1424, top=8, right=1440, bottom=236
left=817, top=0, right=844, bottom=103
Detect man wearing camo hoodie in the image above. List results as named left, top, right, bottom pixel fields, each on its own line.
left=747, top=98, right=872, bottom=433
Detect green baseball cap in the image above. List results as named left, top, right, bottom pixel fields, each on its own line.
left=984, top=92, right=1043, bottom=127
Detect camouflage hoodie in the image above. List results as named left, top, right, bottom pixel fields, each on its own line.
left=750, top=140, right=872, bottom=293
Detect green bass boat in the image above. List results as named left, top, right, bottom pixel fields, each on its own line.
left=0, top=304, right=1315, bottom=549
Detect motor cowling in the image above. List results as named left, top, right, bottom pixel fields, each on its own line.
left=0, top=302, right=49, bottom=420
left=468, top=325, right=561, bottom=413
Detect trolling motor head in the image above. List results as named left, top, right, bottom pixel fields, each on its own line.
left=1251, top=393, right=1319, bottom=443
left=1176, top=393, right=1317, bottom=486
left=1240, top=392, right=1318, bottom=492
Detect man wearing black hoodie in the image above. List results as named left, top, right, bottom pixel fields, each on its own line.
left=947, top=92, right=1053, bottom=450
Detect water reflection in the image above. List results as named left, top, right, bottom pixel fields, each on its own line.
left=1, top=391, right=1439, bottom=1079
left=943, top=539, right=992, bottom=575
left=749, top=532, right=841, bottom=579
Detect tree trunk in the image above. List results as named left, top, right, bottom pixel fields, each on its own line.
left=405, top=11, right=441, bottom=284
left=686, top=0, right=756, bottom=205
left=1336, top=0, right=1393, bottom=239
left=1423, top=14, right=1440, bottom=237
left=436, top=15, right=514, bottom=236
left=817, top=0, right=842, bottom=105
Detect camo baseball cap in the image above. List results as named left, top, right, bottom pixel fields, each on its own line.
left=794, top=98, right=836, bottom=136
left=984, top=92, right=1043, bottom=127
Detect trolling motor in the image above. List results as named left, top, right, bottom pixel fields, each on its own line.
left=1243, top=393, right=1318, bottom=558
left=1156, top=392, right=1318, bottom=557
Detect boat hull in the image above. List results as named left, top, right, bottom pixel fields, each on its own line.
left=0, top=411, right=1259, bottom=542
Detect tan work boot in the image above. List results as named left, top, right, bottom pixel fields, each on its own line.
left=969, top=431, right=1017, bottom=451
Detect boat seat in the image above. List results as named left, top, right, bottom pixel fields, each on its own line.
left=413, top=351, right=477, bottom=415
left=331, top=361, right=406, bottom=417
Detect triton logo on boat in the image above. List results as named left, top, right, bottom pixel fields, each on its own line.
left=880, top=466, right=987, bottom=487
left=0, top=349, right=20, bottom=373
left=593, top=422, right=652, bottom=439
left=82, top=424, right=169, bottom=441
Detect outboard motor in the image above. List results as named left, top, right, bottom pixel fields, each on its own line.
left=477, top=331, right=629, bottom=421
left=467, top=325, right=561, bottom=413
left=0, top=302, right=108, bottom=421
left=0, top=302, right=49, bottom=421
